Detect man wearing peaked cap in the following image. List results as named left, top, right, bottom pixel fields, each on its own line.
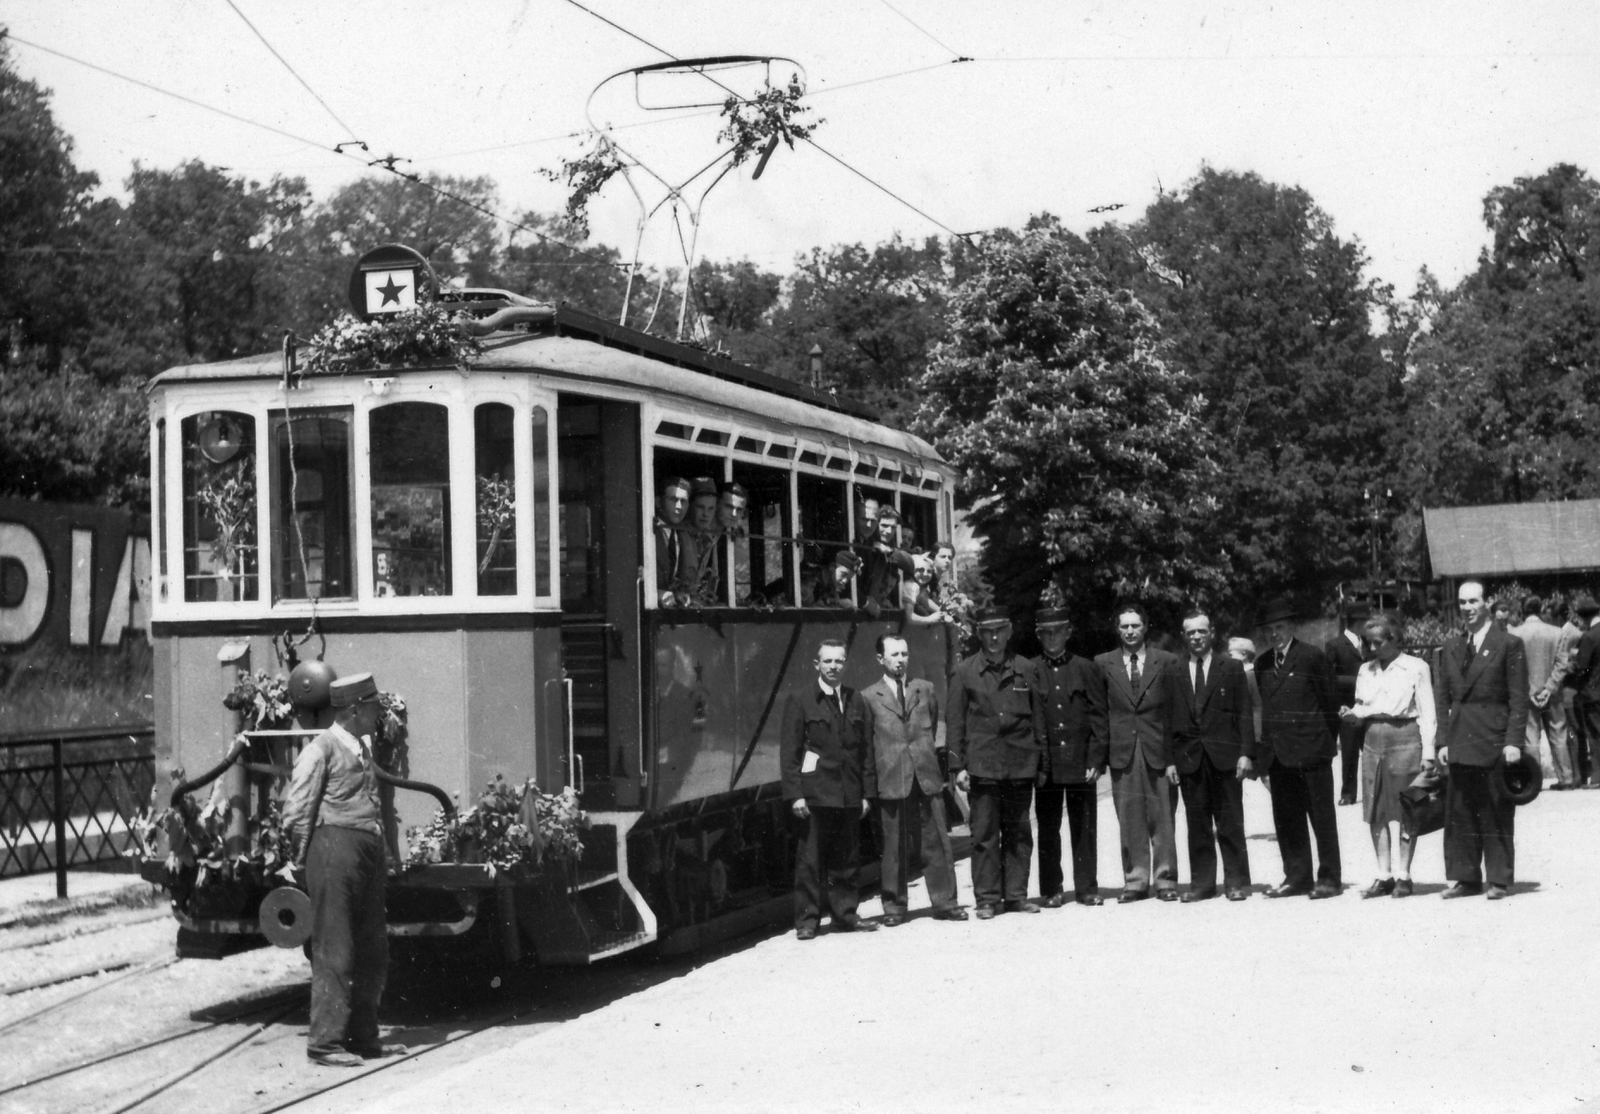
left=282, top=671, right=392, bottom=1067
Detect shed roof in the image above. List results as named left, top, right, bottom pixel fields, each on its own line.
left=1423, top=500, right=1600, bottom=576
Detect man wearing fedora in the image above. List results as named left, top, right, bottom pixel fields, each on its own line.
left=1257, top=597, right=1343, bottom=898
left=1326, top=602, right=1373, bottom=805
left=1437, top=580, right=1529, bottom=899
left=282, top=672, right=392, bottom=1067
left=1032, top=606, right=1110, bottom=907
left=861, top=633, right=965, bottom=924
left=949, top=607, right=1046, bottom=918
left=1094, top=604, right=1182, bottom=902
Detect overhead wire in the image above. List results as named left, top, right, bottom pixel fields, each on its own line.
left=220, top=0, right=364, bottom=144
left=872, top=0, right=969, bottom=61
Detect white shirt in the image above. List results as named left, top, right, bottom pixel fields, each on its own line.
left=1123, top=648, right=1145, bottom=679
left=328, top=721, right=369, bottom=762
left=818, top=678, right=843, bottom=710
left=1350, top=653, right=1437, bottom=752
left=1470, top=622, right=1491, bottom=653
left=882, top=673, right=906, bottom=705
left=1190, top=651, right=1214, bottom=690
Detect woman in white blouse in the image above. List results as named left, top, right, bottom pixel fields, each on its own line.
left=1339, top=614, right=1437, bottom=898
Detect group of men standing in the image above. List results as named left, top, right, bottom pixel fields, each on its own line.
left=781, top=578, right=1537, bottom=933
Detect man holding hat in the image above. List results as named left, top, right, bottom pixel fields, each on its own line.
left=1032, top=606, right=1109, bottom=907
left=948, top=607, right=1046, bottom=917
left=282, top=672, right=391, bottom=1067
left=1257, top=597, right=1343, bottom=898
left=653, top=476, right=691, bottom=607
left=1438, top=580, right=1530, bottom=899
left=1326, top=602, right=1373, bottom=805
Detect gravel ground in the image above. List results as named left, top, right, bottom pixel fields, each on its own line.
left=337, top=780, right=1600, bottom=1114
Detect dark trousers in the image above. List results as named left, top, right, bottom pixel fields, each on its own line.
left=968, top=777, right=1033, bottom=906
left=879, top=783, right=958, bottom=914
left=306, top=826, right=388, bottom=1055
left=1035, top=782, right=1098, bottom=898
left=1338, top=720, right=1365, bottom=800
left=1180, top=762, right=1251, bottom=894
left=793, top=806, right=861, bottom=930
left=1444, top=764, right=1515, bottom=887
left=1268, top=760, right=1341, bottom=889
left=1577, top=698, right=1600, bottom=784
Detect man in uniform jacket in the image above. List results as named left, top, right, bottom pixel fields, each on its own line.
left=1437, top=580, right=1530, bottom=899
left=1094, top=604, right=1181, bottom=902
left=1326, top=602, right=1372, bottom=805
left=949, top=607, right=1046, bottom=918
left=1172, top=610, right=1258, bottom=901
left=1032, top=606, right=1110, bottom=907
left=861, top=634, right=966, bottom=925
left=1257, top=597, right=1343, bottom=898
left=781, top=639, right=879, bottom=938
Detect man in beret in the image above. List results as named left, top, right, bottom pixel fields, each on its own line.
left=1257, top=597, right=1343, bottom=898
left=653, top=476, right=690, bottom=607
left=282, top=672, right=391, bottom=1066
left=1326, top=601, right=1373, bottom=805
left=949, top=608, right=1046, bottom=918
left=1438, top=580, right=1530, bottom=898
left=1032, top=606, right=1109, bottom=907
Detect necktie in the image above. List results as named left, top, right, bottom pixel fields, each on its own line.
left=894, top=680, right=904, bottom=710
left=1130, top=654, right=1141, bottom=688
left=1192, top=661, right=1204, bottom=715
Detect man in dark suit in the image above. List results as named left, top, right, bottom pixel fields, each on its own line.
left=1257, top=596, right=1343, bottom=898
left=651, top=476, right=690, bottom=606
left=1437, top=580, right=1530, bottom=899
left=949, top=607, right=1046, bottom=919
left=1567, top=596, right=1600, bottom=785
left=1094, top=604, right=1181, bottom=902
left=780, top=638, right=879, bottom=939
left=861, top=633, right=965, bottom=925
left=1032, top=606, right=1109, bottom=908
left=1326, top=602, right=1372, bottom=805
left=1171, top=609, right=1258, bottom=901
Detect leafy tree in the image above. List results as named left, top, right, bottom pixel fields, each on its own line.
left=1400, top=163, right=1600, bottom=512
left=1092, top=168, right=1402, bottom=600
left=0, top=347, right=146, bottom=504
left=914, top=215, right=1229, bottom=631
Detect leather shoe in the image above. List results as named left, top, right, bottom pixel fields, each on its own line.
left=1225, top=888, right=1248, bottom=901
left=931, top=906, right=969, bottom=921
left=974, top=904, right=997, bottom=920
left=1310, top=882, right=1341, bottom=899
left=1155, top=889, right=1178, bottom=902
left=1076, top=893, right=1105, bottom=907
left=308, top=1049, right=364, bottom=1068
left=833, top=915, right=878, bottom=932
left=1442, top=882, right=1483, bottom=899
left=1041, top=893, right=1069, bottom=908
left=1004, top=899, right=1042, bottom=914
left=1265, top=883, right=1310, bottom=899
left=345, top=1041, right=402, bottom=1060
left=1391, top=878, right=1414, bottom=897
left=1486, top=884, right=1509, bottom=900
left=1117, top=890, right=1148, bottom=904
left=1361, top=878, right=1396, bottom=899
left=1338, top=793, right=1357, bottom=806
left=881, top=914, right=905, bottom=927
left=795, top=926, right=817, bottom=940
left=1179, top=889, right=1215, bottom=903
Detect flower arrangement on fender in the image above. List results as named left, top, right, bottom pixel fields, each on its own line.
left=302, top=302, right=484, bottom=378
left=404, top=774, right=589, bottom=878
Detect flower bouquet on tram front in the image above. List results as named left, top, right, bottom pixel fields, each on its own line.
left=402, top=773, right=589, bottom=880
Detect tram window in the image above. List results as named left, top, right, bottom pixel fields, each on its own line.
left=656, top=420, right=691, bottom=440
left=729, top=461, right=794, bottom=606
left=532, top=405, right=551, bottom=596
left=652, top=446, right=725, bottom=607
left=733, top=435, right=764, bottom=454
left=899, top=493, right=938, bottom=556
left=799, top=450, right=822, bottom=466
left=369, top=402, right=451, bottom=598
left=797, top=473, right=850, bottom=607
left=695, top=428, right=729, bottom=447
left=558, top=401, right=604, bottom=609
left=270, top=409, right=353, bottom=600
left=766, top=444, right=794, bottom=461
left=155, top=419, right=167, bottom=591
left=180, top=411, right=258, bottom=602
left=474, top=403, right=517, bottom=596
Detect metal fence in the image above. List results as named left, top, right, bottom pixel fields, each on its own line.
left=0, top=726, right=156, bottom=898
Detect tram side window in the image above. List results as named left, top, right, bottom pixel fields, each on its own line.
left=370, top=402, right=451, bottom=598
left=652, top=446, right=725, bottom=608
left=729, top=461, right=795, bottom=606
left=180, top=411, right=258, bottom=602
left=270, top=409, right=353, bottom=600
left=899, top=493, right=938, bottom=556
left=531, top=405, right=551, bottom=596
left=474, top=403, right=517, bottom=596
left=797, top=473, right=851, bottom=608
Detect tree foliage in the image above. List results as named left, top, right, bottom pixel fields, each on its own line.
left=914, top=216, right=1229, bottom=629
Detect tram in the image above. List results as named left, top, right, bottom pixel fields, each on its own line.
left=140, top=245, right=959, bottom=964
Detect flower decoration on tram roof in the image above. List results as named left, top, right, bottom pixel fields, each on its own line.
left=302, top=302, right=485, bottom=379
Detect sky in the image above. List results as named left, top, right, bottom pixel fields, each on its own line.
left=4, top=1, right=1598, bottom=297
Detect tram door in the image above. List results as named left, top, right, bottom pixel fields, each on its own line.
left=555, top=394, right=643, bottom=809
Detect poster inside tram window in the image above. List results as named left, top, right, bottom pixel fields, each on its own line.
left=0, top=498, right=153, bottom=736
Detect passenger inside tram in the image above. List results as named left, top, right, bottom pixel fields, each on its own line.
left=675, top=477, right=723, bottom=607
left=653, top=475, right=690, bottom=607
left=803, top=548, right=860, bottom=608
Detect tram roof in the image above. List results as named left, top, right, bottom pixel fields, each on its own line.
left=149, top=305, right=942, bottom=463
